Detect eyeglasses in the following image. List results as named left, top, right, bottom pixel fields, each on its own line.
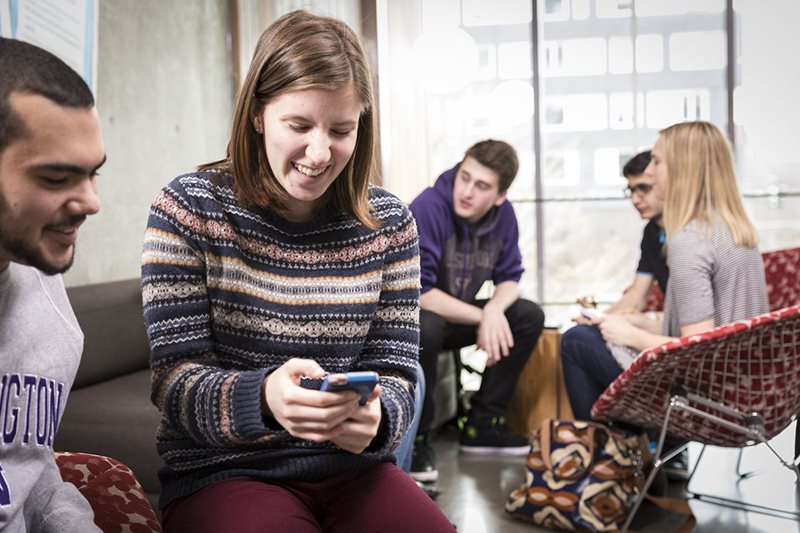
left=623, top=183, right=654, bottom=198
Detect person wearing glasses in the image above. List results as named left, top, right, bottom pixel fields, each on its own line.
left=574, top=150, right=667, bottom=324
left=562, top=124, right=768, bottom=481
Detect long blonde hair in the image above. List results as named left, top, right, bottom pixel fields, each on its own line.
left=200, top=10, right=379, bottom=229
left=659, top=121, right=757, bottom=246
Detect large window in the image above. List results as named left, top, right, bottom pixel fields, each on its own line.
left=538, top=0, right=730, bottom=326
left=734, top=2, right=800, bottom=252
left=375, top=0, right=800, bottom=325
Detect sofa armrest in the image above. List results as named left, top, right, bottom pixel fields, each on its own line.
left=66, top=278, right=149, bottom=389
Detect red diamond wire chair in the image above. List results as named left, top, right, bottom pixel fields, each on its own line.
left=591, top=247, right=800, bottom=530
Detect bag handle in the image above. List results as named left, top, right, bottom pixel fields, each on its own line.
left=539, top=419, right=596, bottom=478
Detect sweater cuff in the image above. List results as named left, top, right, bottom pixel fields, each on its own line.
left=231, top=368, right=272, bottom=440
left=366, top=384, right=409, bottom=456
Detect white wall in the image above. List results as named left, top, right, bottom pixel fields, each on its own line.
left=64, top=0, right=234, bottom=287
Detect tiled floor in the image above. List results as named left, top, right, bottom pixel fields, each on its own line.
left=426, top=422, right=800, bottom=532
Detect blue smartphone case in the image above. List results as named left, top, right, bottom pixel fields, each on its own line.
left=320, top=371, right=378, bottom=405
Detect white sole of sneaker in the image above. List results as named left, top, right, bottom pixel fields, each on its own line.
left=459, top=445, right=529, bottom=456
left=409, top=470, right=439, bottom=483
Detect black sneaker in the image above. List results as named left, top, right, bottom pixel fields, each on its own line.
left=415, top=481, right=441, bottom=500
left=410, top=434, right=439, bottom=482
left=663, top=448, right=690, bottom=481
left=459, top=416, right=530, bottom=456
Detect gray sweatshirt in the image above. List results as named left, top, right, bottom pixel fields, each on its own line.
left=0, top=263, right=100, bottom=532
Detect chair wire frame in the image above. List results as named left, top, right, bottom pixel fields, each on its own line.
left=591, top=304, right=800, bottom=531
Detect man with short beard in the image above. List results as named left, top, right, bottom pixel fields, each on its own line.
left=0, top=37, right=104, bottom=531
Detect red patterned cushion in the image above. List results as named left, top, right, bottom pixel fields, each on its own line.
left=56, top=452, right=161, bottom=533
left=591, top=304, right=800, bottom=447
left=762, top=247, right=800, bottom=311
left=643, top=280, right=664, bottom=312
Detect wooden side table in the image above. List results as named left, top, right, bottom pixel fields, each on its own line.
left=506, top=328, right=573, bottom=436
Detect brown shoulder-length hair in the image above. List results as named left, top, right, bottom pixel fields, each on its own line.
left=201, top=10, right=379, bottom=228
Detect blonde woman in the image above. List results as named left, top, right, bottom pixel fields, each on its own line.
left=561, top=120, right=768, bottom=421
left=141, top=10, right=453, bottom=532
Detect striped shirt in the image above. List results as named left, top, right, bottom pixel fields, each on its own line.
left=662, top=216, right=768, bottom=336
left=141, top=171, right=420, bottom=509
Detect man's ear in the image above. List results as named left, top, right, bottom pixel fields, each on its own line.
left=493, top=190, right=508, bottom=207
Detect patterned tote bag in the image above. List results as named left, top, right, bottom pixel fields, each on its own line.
left=505, top=419, right=647, bottom=531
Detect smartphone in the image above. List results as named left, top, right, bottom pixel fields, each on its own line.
left=320, top=371, right=379, bottom=406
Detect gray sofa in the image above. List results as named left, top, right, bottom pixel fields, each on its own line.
left=54, top=278, right=162, bottom=513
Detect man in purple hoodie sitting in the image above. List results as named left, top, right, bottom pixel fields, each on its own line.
left=408, top=140, right=544, bottom=483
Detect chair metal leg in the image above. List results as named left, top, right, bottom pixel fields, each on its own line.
left=685, top=443, right=705, bottom=485
left=795, top=417, right=800, bottom=464
left=622, top=395, right=685, bottom=533
left=626, top=390, right=800, bottom=527
left=734, top=416, right=800, bottom=479
left=623, top=387, right=800, bottom=529
left=621, top=458, right=665, bottom=533
left=735, top=439, right=800, bottom=481
left=735, top=446, right=745, bottom=477
left=758, top=435, right=800, bottom=484
left=690, top=492, right=800, bottom=521
left=672, top=400, right=800, bottom=520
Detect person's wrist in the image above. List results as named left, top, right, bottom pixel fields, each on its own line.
left=484, top=300, right=503, bottom=314
left=633, top=326, right=650, bottom=350
left=261, top=376, right=272, bottom=418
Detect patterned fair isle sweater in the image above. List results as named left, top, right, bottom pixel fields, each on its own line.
left=141, top=171, right=420, bottom=509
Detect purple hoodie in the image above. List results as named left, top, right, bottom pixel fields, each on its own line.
left=409, top=164, right=524, bottom=302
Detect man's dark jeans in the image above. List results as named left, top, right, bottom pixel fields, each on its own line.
left=417, top=298, right=544, bottom=434
left=560, top=324, right=623, bottom=420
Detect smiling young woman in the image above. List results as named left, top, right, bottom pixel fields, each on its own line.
left=253, top=85, right=362, bottom=223
left=141, top=10, right=453, bottom=533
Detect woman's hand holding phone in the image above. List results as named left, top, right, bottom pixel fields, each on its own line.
left=263, top=360, right=382, bottom=452
left=263, top=358, right=361, bottom=443
left=329, top=384, right=382, bottom=454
